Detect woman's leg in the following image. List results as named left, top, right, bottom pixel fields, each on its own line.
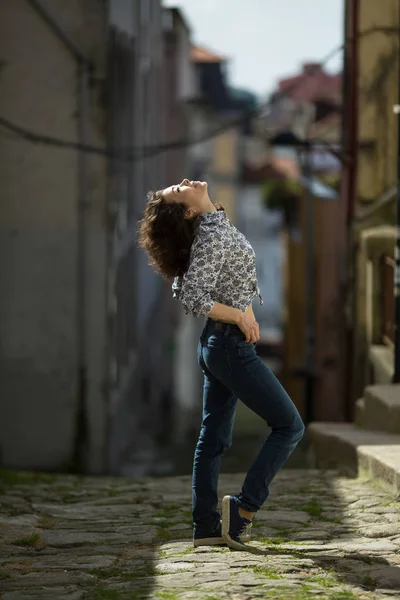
left=203, top=338, right=305, bottom=515
left=192, top=341, right=238, bottom=534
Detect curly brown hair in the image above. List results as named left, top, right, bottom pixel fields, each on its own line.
left=138, top=189, right=224, bottom=279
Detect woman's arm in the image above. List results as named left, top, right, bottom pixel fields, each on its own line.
left=207, top=301, right=252, bottom=324
left=175, top=227, right=226, bottom=317
left=173, top=221, right=259, bottom=342
left=208, top=301, right=259, bottom=342
left=207, top=301, right=241, bottom=324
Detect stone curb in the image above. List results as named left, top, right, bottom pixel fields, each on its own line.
left=307, top=422, right=400, bottom=498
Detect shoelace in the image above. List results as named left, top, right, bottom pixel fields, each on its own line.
left=221, top=519, right=253, bottom=536
left=240, top=521, right=253, bottom=536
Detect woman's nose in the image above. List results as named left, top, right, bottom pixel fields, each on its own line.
left=181, top=178, right=190, bottom=186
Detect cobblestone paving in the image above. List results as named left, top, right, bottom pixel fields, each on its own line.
left=1, top=468, right=400, bottom=599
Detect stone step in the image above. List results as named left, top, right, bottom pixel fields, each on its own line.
left=361, top=384, right=400, bottom=434
left=307, top=421, right=400, bottom=497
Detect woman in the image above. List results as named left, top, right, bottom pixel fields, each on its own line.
left=138, top=179, right=305, bottom=551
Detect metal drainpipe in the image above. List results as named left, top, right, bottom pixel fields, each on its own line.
left=73, top=61, right=90, bottom=472
left=347, top=0, right=359, bottom=227
left=393, top=5, right=400, bottom=383
left=339, top=0, right=350, bottom=418
left=26, top=0, right=92, bottom=471
left=349, top=0, right=359, bottom=410
left=343, top=0, right=359, bottom=418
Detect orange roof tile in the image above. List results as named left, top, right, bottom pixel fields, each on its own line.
left=191, top=45, right=225, bottom=63
left=278, top=64, right=341, bottom=103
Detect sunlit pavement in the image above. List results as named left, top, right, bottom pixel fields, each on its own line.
left=1, top=468, right=400, bottom=599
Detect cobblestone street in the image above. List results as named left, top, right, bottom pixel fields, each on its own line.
left=1, top=468, right=400, bottom=599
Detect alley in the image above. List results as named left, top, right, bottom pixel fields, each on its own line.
left=1, top=468, right=400, bottom=600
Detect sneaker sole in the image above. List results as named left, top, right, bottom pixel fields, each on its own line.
left=219, top=519, right=250, bottom=543
left=221, top=495, right=248, bottom=551
left=193, top=536, right=225, bottom=547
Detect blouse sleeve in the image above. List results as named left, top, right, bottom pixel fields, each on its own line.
left=172, top=225, right=226, bottom=317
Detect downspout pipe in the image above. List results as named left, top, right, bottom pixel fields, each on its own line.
left=74, top=62, right=90, bottom=471
left=342, top=0, right=359, bottom=418
left=26, top=0, right=92, bottom=471
left=393, top=5, right=400, bottom=383
left=347, top=0, right=359, bottom=228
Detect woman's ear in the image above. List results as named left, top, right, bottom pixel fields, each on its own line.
left=184, top=207, right=197, bottom=219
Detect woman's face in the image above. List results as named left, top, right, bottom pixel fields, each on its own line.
left=162, top=179, right=209, bottom=218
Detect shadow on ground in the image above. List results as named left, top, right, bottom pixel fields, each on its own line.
left=1, top=432, right=400, bottom=599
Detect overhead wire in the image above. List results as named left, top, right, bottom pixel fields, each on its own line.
left=2, top=23, right=399, bottom=161
left=0, top=42, right=345, bottom=161
left=309, top=25, right=400, bottom=144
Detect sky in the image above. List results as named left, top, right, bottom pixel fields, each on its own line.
left=163, top=0, right=344, bottom=99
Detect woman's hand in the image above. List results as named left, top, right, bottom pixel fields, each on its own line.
left=236, top=305, right=260, bottom=343
left=207, top=302, right=260, bottom=342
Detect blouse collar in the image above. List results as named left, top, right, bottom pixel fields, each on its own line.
left=195, top=208, right=228, bottom=229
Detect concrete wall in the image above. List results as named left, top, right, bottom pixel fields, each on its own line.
left=357, top=0, right=399, bottom=203
left=106, top=0, right=188, bottom=474
left=351, top=226, right=396, bottom=402
left=0, top=0, right=108, bottom=471
left=345, top=0, right=399, bottom=408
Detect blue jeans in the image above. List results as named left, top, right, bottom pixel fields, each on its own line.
left=192, top=318, right=305, bottom=534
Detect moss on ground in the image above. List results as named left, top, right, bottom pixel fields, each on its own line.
left=86, top=590, right=122, bottom=600
left=301, top=498, right=324, bottom=518
left=37, top=514, right=57, bottom=529
left=249, top=565, right=283, bottom=579
left=0, top=469, right=59, bottom=486
left=308, top=572, right=338, bottom=588
left=10, top=533, right=45, bottom=549
left=0, top=571, right=12, bottom=580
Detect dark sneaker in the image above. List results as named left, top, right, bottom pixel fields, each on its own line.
left=193, top=518, right=251, bottom=547
left=220, top=519, right=252, bottom=542
left=242, top=520, right=252, bottom=542
left=221, top=495, right=252, bottom=550
left=193, top=521, right=224, bottom=547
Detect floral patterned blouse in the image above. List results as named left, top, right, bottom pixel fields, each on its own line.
left=172, top=208, right=263, bottom=318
